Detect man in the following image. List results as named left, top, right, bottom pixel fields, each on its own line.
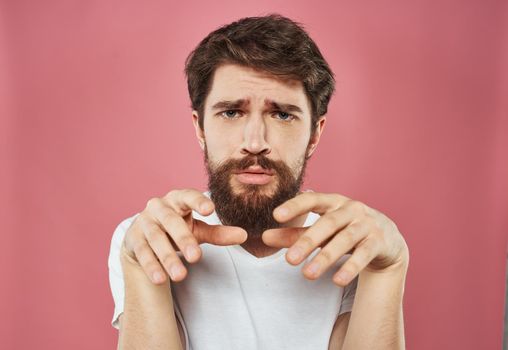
left=108, top=14, right=409, bottom=350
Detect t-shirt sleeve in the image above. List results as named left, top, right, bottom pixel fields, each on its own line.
left=108, top=213, right=140, bottom=330
left=338, top=275, right=358, bottom=316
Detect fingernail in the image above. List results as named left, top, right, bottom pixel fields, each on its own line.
left=336, top=270, right=351, bottom=283
left=152, top=271, right=164, bottom=283
left=170, top=264, right=184, bottom=280
left=185, top=245, right=199, bottom=261
left=277, top=207, right=289, bottom=217
left=306, top=262, right=320, bottom=276
left=200, top=202, right=211, bottom=212
left=287, top=247, right=303, bottom=262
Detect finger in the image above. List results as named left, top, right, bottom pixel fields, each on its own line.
left=285, top=207, right=355, bottom=265
left=131, top=239, right=168, bottom=284
left=139, top=219, right=189, bottom=282
left=193, top=220, right=248, bottom=246
left=332, top=237, right=379, bottom=287
left=273, top=192, right=350, bottom=223
left=301, top=221, right=368, bottom=280
left=262, top=227, right=307, bottom=248
left=147, top=201, right=202, bottom=263
left=164, top=189, right=215, bottom=217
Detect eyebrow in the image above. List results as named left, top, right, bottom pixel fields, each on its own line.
left=211, top=98, right=304, bottom=114
left=265, top=99, right=303, bottom=114
left=211, top=99, right=249, bottom=110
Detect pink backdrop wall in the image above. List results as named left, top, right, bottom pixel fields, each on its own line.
left=1, top=1, right=507, bottom=349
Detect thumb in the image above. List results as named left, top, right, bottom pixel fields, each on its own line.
left=193, top=219, right=248, bottom=246
left=262, top=227, right=307, bottom=248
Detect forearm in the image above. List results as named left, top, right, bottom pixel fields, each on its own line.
left=118, top=246, right=183, bottom=350
left=341, top=258, right=408, bottom=350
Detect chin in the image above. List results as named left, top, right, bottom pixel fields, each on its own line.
left=231, top=178, right=278, bottom=197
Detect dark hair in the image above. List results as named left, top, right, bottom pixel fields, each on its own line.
left=184, top=13, right=335, bottom=132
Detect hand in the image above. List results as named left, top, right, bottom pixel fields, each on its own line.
left=122, top=189, right=248, bottom=284
left=262, top=192, right=409, bottom=287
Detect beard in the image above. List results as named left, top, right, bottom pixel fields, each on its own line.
left=205, top=146, right=309, bottom=239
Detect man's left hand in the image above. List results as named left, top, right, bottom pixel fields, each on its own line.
left=262, top=192, right=409, bottom=286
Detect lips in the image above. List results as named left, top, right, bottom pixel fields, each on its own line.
left=234, top=166, right=275, bottom=175
left=234, top=166, right=275, bottom=185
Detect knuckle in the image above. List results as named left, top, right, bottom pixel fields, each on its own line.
left=164, top=189, right=177, bottom=198
left=172, top=207, right=185, bottom=217
left=355, top=245, right=370, bottom=260
left=317, top=248, right=333, bottom=265
left=159, top=209, right=177, bottom=227
left=145, top=261, right=162, bottom=275
left=298, top=235, right=316, bottom=250
left=179, top=235, right=198, bottom=247
left=135, top=213, right=149, bottom=227
left=341, top=227, right=356, bottom=246
left=296, top=192, right=312, bottom=206
left=307, top=193, right=318, bottom=206
left=133, top=243, right=154, bottom=262
left=319, top=215, right=334, bottom=228
left=146, top=197, right=161, bottom=211
left=164, top=189, right=179, bottom=203
left=144, top=223, right=162, bottom=240
left=371, top=228, right=384, bottom=243
left=363, top=238, right=379, bottom=255
left=297, top=191, right=309, bottom=200
left=160, top=252, right=178, bottom=268
left=170, top=234, right=192, bottom=249
left=181, top=188, right=197, bottom=198
left=332, top=193, right=343, bottom=203
left=345, top=260, right=360, bottom=274
left=299, top=192, right=310, bottom=202
left=328, top=213, right=343, bottom=227
left=347, top=200, right=366, bottom=215
left=132, top=240, right=147, bottom=255
left=365, top=215, right=381, bottom=231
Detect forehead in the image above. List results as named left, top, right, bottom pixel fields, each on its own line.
left=205, top=63, right=310, bottom=114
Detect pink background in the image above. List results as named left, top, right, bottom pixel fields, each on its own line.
left=1, top=1, right=507, bottom=349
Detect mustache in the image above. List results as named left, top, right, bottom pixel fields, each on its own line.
left=233, top=154, right=278, bottom=171
left=213, top=154, right=291, bottom=178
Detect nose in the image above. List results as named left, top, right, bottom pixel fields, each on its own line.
left=240, top=114, right=271, bottom=156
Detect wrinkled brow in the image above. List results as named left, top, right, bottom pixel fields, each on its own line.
left=211, top=98, right=303, bottom=114
left=265, top=99, right=303, bottom=114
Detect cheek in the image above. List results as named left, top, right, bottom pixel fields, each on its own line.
left=204, top=127, right=241, bottom=161
left=269, top=131, right=310, bottom=158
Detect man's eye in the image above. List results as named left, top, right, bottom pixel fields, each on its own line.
left=274, top=111, right=295, bottom=121
left=221, top=110, right=240, bottom=119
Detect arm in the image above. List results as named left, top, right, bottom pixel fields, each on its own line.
left=117, top=315, right=186, bottom=350
left=113, top=190, right=247, bottom=349
left=341, top=257, right=408, bottom=350
left=262, top=192, right=410, bottom=349
left=118, top=244, right=184, bottom=350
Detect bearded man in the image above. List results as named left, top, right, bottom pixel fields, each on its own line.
left=108, top=14, right=409, bottom=350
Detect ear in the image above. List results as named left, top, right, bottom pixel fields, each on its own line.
left=192, top=111, right=205, bottom=150
left=306, top=116, right=326, bottom=158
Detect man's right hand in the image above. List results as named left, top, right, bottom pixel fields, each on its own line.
left=121, top=188, right=248, bottom=284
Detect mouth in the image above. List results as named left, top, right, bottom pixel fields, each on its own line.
left=233, top=166, right=275, bottom=185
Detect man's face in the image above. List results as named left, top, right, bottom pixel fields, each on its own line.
left=192, top=63, right=325, bottom=238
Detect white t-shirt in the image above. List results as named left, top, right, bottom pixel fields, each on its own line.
left=108, top=193, right=357, bottom=350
